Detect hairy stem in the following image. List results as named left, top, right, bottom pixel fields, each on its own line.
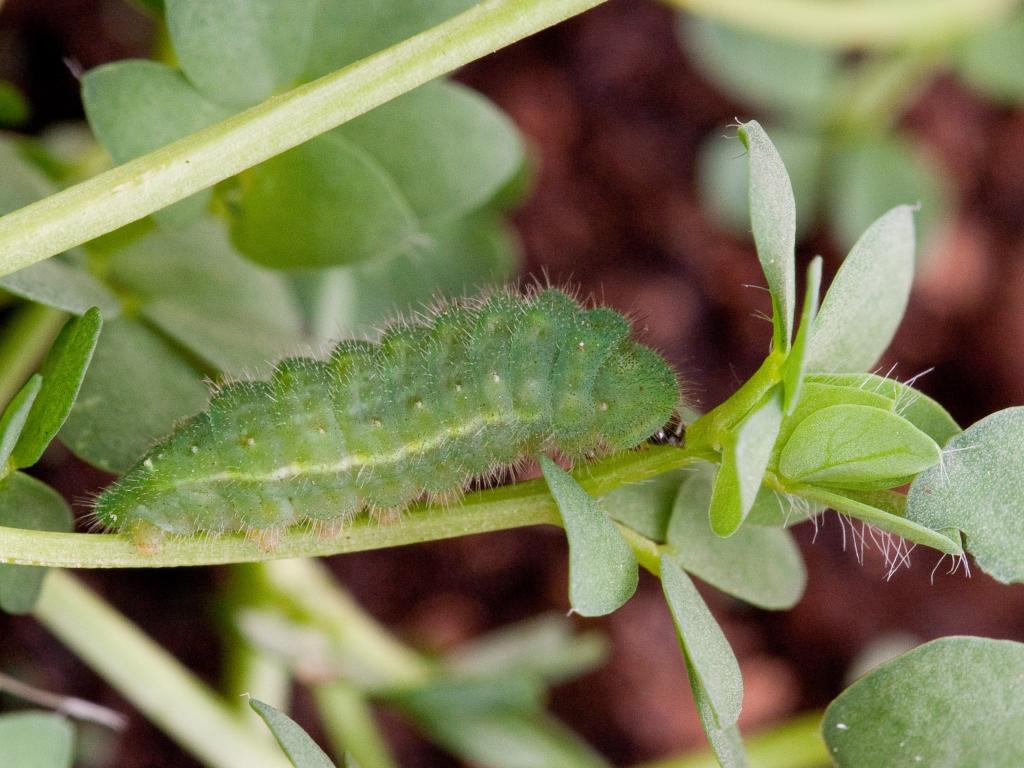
left=0, top=0, right=606, bottom=279
left=33, top=571, right=292, bottom=768
left=0, top=445, right=695, bottom=569
left=669, top=0, right=1018, bottom=49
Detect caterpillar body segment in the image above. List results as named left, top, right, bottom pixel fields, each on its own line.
left=94, top=289, right=681, bottom=541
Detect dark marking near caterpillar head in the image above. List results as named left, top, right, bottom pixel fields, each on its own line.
left=95, top=288, right=684, bottom=545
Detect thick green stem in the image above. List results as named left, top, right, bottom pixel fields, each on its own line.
left=0, top=0, right=606, bottom=279
left=33, top=571, right=291, bottom=768
left=0, top=445, right=695, bottom=569
left=669, top=0, right=1019, bottom=49
left=0, top=303, right=66, bottom=406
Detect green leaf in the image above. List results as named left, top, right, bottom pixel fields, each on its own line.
left=602, top=470, right=688, bottom=542
left=60, top=318, right=208, bottom=474
left=0, top=258, right=121, bottom=317
left=826, top=137, right=948, bottom=257
left=907, top=407, right=1024, bottom=583
left=166, top=0, right=317, bottom=108
left=449, top=614, right=607, bottom=686
left=336, top=81, right=523, bottom=223
left=387, top=676, right=544, bottom=717
left=778, top=404, right=940, bottom=490
left=0, top=712, right=75, bottom=768
left=250, top=699, right=337, bottom=768
left=0, top=375, right=42, bottom=475
left=744, top=483, right=824, bottom=528
left=0, top=80, right=29, bottom=126
left=683, top=19, right=840, bottom=126
left=686, top=655, right=748, bottom=768
left=954, top=12, right=1024, bottom=103
left=304, top=0, right=476, bottom=78
left=659, top=555, right=743, bottom=727
left=231, top=132, right=421, bottom=268
left=667, top=465, right=806, bottom=610
left=806, top=205, right=916, bottom=373
left=782, top=256, right=822, bottom=414
left=0, top=472, right=73, bottom=614
left=823, top=637, right=1024, bottom=767
left=737, top=121, right=797, bottom=351
left=11, top=308, right=102, bottom=469
left=107, top=219, right=303, bottom=375
left=81, top=60, right=229, bottom=225
left=710, top=387, right=784, bottom=537
left=805, top=372, right=961, bottom=446
left=539, top=456, right=638, bottom=617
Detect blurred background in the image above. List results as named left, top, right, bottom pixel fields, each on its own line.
left=2, top=0, right=1024, bottom=765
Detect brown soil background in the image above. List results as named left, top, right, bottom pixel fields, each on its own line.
left=2, top=1, right=1024, bottom=766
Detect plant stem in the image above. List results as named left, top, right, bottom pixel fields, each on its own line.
left=33, top=571, right=292, bottom=768
left=0, top=445, right=696, bottom=569
left=633, top=711, right=828, bottom=768
left=0, top=670, right=128, bottom=731
left=314, top=682, right=399, bottom=768
left=669, top=0, right=1019, bottom=49
left=0, top=303, right=66, bottom=406
left=0, top=0, right=606, bottom=279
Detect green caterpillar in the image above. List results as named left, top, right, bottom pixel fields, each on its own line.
left=95, top=288, right=680, bottom=546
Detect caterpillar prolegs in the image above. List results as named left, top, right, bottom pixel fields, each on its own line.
left=95, top=288, right=681, bottom=544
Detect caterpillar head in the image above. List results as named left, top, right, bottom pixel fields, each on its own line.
left=592, top=342, right=680, bottom=452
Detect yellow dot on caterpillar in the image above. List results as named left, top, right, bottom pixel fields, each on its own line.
left=414, top=399, right=424, bottom=409
left=245, top=437, right=256, bottom=447
left=599, top=401, right=609, bottom=411
left=317, top=427, right=326, bottom=435
left=190, top=445, right=199, bottom=454
left=455, top=383, right=463, bottom=392
left=578, top=341, right=585, bottom=349
left=143, top=458, right=154, bottom=469
left=372, top=418, right=383, bottom=428
left=491, top=372, right=501, bottom=383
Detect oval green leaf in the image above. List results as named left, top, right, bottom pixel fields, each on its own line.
left=823, top=637, right=1024, bottom=767
left=807, top=205, right=915, bottom=373
left=668, top=465, right=806, bottom=610
left=779, top=404, right=940, bottom=490
left=907, top=407, right=1024, bottom=583
left=0, top=712, right=74, bottom=768
left=659, top=555, right=743, bottom=728
left=166, top=0, right=317, bottom=108
left=602, top=469, right=688, bottom=542
left=540, top=456, right=638, bottom=617
left=0, top=375, right=42, bottom=474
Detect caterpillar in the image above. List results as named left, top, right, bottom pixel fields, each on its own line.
left=94, top=288, right=681, bottom=547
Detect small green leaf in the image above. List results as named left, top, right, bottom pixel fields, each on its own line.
left=823, top=637, right=1024, bottom=767
left=11, top=308, right=102, bottom=469
left=107, top=219, right=303, bottom=375
left=0, top=472, right=73, bottom=614
left=954, top=11, right=1024, bottom=103
left=805, top=372, right=960, bottom=446
left=231, top=133, right=421, bottom=269
left=0, top=375, right=42, bottom=475
left=81, top=60, right=229, bottom=225
left=0, top=259, right=121, bottom=317
left=60, top=318, right=208, bottom=474
left=0, top=711, right=74, bottom=768
left=660, top=555, right=743, bottom=728
left=336, top=81, right=523, bottom=223
left=686, top=655, right=748, bottom=768
left=778, top=404, right=940, bottom=490
left=386, top=676, right=544, bottom=717
left=683, top=19, right=839, bottom=125
left=907, top=407, right=1024, bottom=583
left=710, top=387, right=784, bottom=537
left=250, top=699, right=337, bottom=768
left=304, top=0, right=476, bottom=77
left=782, top=256, right=822, bottom=414
left=827, top=136, right=948, bottom=256
left=668, top=465, right=806, bottom=610
left=602, top=470, right=688, bottom=542
left=166, top=0, right=317, bottom=108
left=744, top=483, right=824, bottom=528
left=737, top=120, right=797, bottom=352
left=807, top=205, right=916, bottom=373
left=540, top=456, right=638, bottom=617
